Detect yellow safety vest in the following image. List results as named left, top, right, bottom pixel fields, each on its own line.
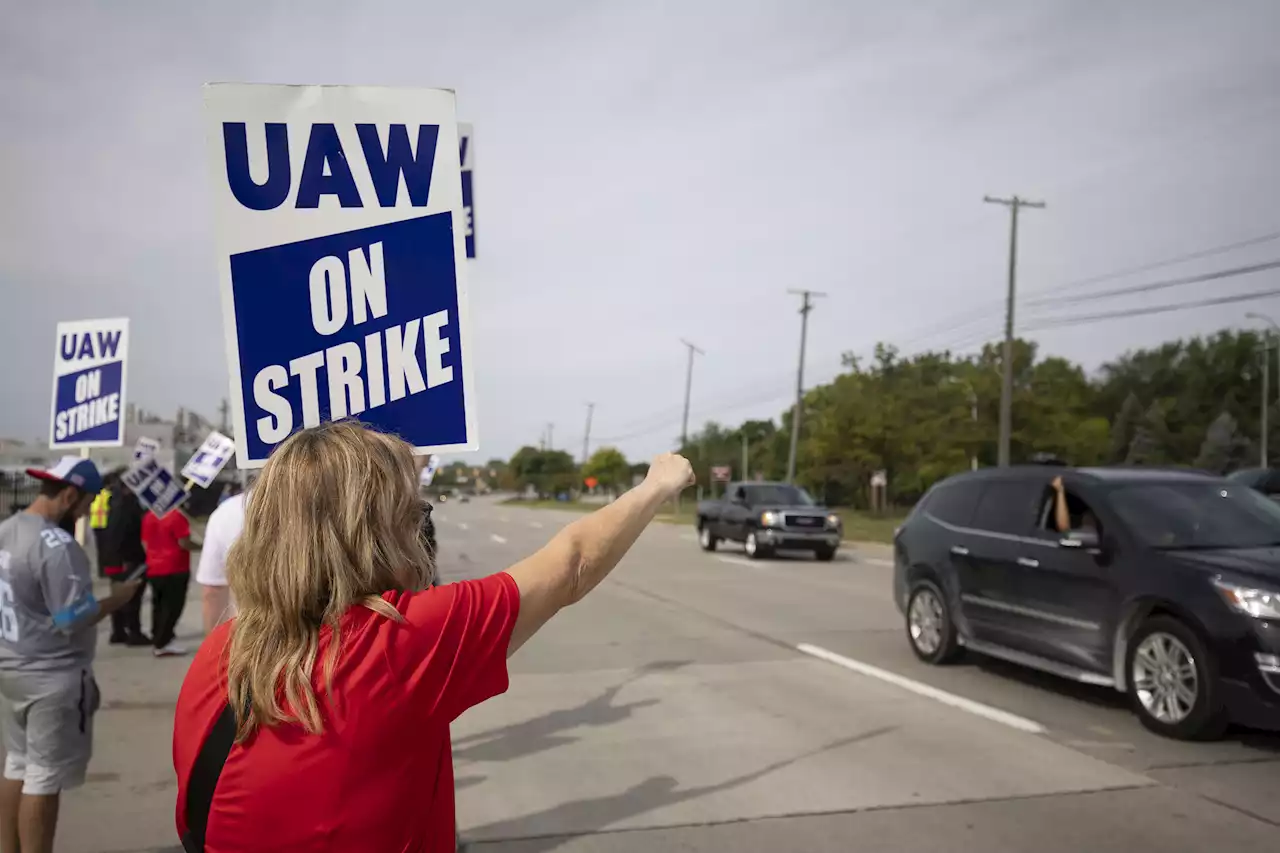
left=89, top=489, right=111, bottom=529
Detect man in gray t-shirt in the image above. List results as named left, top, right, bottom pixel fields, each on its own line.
left=0, top=457, right=140, bottom=853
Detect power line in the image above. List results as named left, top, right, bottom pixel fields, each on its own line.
left=1024, top=258, right=1280, bottom=308
left=886, top=227, right=1280, bottom=349
left=1025, top=227, right=1280, bottom=296
left=583, top=238, right=1280, bottom=451
left=1024, top=286, right=1280, bottom=331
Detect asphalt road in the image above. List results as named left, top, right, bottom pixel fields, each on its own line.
left=438, top=496, right=1280, bottom=853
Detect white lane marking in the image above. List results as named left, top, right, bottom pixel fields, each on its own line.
left=528, top=521, right=544, bottom=529
left=490, top=534, right=507, bottom=544
left=716, top=556, right=764, bottom=569
left=795, top=643, right=1045, bottom=734
left=457, top=522, right=469, bottom=531
left=859, top=557, right=893, bottom=567
left=499, top=516, right=510, bottom=523
left=680, top=533, right=698, bottom=542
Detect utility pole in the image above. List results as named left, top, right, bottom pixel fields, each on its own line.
left=679, top=339, right=705, bottom=450
left=546, top=422, right=554, bottom=451
left=1263, top=342, right=1271, bottom=467
left=1247, top=313, right=1280, bottom=406
left=785, top=289, right=825, bottom=483
left=984, top=194, right=1045, bottom=467
left=742, top=429, right=749, bottom=481
left=969, top=388, right=979, bottom=471
left=581, top=403, right=594, bottom=465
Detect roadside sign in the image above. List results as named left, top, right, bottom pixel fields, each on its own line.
left=420, top=454, right=440, bottom=487
left=121, top=457, right=189, bottom=518
left=203, top=84, right=477, bottom=468
left=181, top=430, right=236, bottom=489
left=49, top=317, right=129, bottom=448
left=870, top=470, right=888, bottom=487
left=133, top=437, right=161, bottom=462
left=459, top=123, right=475, bottom=259
left=584, top=476, right=598, bottom=489
left=711, top=466, right=732, bottom=482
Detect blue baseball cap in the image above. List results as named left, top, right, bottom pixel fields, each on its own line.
left=26, top=457, right=104, bottom=495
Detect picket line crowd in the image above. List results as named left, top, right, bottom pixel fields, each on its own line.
left=0, top=456, right=246, bottom=853
left=0, top=425, right=695, bottom=853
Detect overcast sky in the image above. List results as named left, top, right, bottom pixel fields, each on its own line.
left=3, top=0, right=1279, bottom=464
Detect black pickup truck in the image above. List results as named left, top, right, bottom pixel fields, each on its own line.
left=696, top=482, right=842, bottom=560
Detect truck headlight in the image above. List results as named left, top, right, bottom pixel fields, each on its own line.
left=760, top=511, right=780, bottom=527
left=825, top=513, right=841, bottom=529
left=1213, top=578, right=1280, bottom=620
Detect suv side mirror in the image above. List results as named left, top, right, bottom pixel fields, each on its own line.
left=1060, top=530, right=1100, bottom=550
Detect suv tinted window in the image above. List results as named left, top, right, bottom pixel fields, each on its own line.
left=970, top=481, right=1040, bottom=535
left=922, top=480, right=982, bottom=526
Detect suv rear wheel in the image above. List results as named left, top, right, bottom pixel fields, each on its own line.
left=906, top=581, right=960, bottom=664
left=698, top=524, right=718, bottom=552
left=1126, top=616, right=1226, bottom=740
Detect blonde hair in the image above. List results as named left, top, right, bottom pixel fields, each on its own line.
left=224, top=421, right=433, bottom=740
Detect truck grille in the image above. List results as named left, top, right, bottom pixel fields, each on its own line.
left=785, top=514, right=825, bottom=529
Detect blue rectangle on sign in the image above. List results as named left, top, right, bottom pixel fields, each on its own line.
left=51, top=361, right=124, bottom=445
left=137, top=467, right=188, bottom=518
left=231, top=212, right=470, bottom=463
left=461, top=170, right=475, bottom=259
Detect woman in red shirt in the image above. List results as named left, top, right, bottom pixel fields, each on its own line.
left=172, top=421, right=693, bottom=852
left=141, top=507, right=200, bottom=656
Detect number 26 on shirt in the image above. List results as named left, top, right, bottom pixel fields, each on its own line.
left=0, top=579, right=19, bottom=642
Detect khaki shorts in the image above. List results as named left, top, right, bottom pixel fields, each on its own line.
left=0, top=667, right=99, bottom=795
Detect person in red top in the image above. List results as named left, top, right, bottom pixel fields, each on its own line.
left=141, top=508, right=200, bottom=657
left=171, top=421, right=693, bottom=852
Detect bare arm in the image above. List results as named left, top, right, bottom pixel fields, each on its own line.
left=1052, top=476, right=1070, bottom=533
left=89, top=581, right=144, bottom=625
left=504, top=453, right=692, bottom=656
left=202, top=584, right=233, bottom=633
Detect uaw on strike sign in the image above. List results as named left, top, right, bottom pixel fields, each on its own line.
left=204, top=84, right=478, bottom=467
left=49, top=318, right=129, bottom=448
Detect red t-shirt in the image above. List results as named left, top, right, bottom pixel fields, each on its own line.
left=172, top=572, right=519, bottom=852
left=142, top=511, right=192, bottom=577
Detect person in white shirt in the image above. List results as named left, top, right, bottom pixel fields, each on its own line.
left=196, top=489, right=246, bottom=633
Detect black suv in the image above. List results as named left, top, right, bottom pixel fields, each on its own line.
left=893, top=466, right=1280, bottom=740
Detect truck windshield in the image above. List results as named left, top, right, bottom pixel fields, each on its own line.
left=1109, top=482, right=1280, bottom=550
left=743, top=485, right=815, bottom=506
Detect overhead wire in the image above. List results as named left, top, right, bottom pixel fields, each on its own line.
left=1024, top=286, right=1280, bottom=332
left=571, top=231, right=1280, bottom=449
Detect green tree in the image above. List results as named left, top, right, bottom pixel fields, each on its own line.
left=582, top=447, right=631, bottom=492
left=1126, top=401, right=1171, bottom=465
left=508, top=447, right=578, bottom=497
left=1194, top=411, right=1253, bottom=474
left=1108, top=392, right=1144, bottom=464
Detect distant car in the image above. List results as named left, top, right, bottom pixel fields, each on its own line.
left=1227, top=468, right=1280, bottom=500
left=894, top=466, right=1280, bottom=740
left=697, top=482, right=841, bottom=560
